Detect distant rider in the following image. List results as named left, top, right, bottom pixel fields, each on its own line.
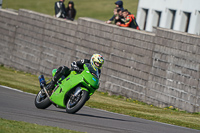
left=42, top=54, right=104, bottom=91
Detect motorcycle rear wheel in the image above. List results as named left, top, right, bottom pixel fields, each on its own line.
left=66, top=90, right=89, bottom=114
left=35, top=89, right=52, bottom=109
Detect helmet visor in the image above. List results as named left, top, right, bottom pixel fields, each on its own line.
left=94, top=62, right=102, bottom=68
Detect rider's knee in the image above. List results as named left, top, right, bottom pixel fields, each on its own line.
left=61, top=66, right=70, bottom=76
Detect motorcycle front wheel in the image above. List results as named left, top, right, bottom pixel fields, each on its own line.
left=35, top=89, right=52, bottom=109
left=66, top=90, right=89, bottom=114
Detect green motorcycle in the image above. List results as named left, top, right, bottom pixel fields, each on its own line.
left=34, top=63, right=99, bottom=114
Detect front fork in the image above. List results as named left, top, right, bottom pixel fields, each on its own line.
left=72, top=87, right=90, bottom=101
left=74, top=87, right=82, bottom=96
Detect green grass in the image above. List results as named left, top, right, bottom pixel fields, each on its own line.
left=2, top=0, right=139, bottom=21
left=0, top=65, right=44, bottom=94
left=0, top=118, right=85, bottom=133
left=0, top=65, right=200, bottom=130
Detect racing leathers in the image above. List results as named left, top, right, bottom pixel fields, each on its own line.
left=71, top=59, right=101, bottom=76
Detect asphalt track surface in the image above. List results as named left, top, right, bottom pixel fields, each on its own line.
left=0, top=86, right=199, bottom=133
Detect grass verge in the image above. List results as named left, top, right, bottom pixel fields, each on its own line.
left=0, top=65, right=200, bottom=130
left=0, top=118, right=85, bottom=133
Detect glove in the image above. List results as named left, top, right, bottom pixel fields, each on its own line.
left=72, top=66, right=80, bottom=71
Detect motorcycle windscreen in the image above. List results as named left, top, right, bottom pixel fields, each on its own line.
left=85, top=63, right=99, bottom=79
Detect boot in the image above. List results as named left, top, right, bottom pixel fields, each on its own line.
left=38, top=75, right=46, bottom=89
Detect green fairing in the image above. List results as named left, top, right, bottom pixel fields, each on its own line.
left=49, top=64, right=99, bottom=108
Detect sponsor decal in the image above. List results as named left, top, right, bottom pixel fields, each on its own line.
left=92, top=77, right=96, bottom=82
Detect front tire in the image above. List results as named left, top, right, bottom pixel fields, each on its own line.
left=66, top=90, right=89, bottom=114
left=35, top=89, right=52, bottom=109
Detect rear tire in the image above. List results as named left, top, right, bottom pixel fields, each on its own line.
left=66, top=90, right=89, bottom=114
left=35, top=90, right=52, bottom=109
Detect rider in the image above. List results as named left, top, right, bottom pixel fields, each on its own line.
left=43, top=54, right=104, bottom=91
